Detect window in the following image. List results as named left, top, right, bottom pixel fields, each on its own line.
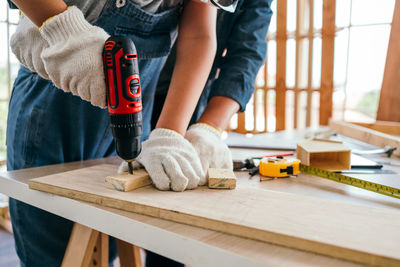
left=231, top=0, right=395, bottom=133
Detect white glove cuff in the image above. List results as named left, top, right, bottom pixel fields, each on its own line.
left=40, top=6, right=92, bottom=45
left=150, top=128, right=183, bottom=139
left=188, top=123, right=221, bottom=138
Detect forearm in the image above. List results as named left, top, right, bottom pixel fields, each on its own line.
left=156, top=1, right=217, bottom=135
left=12, top=0, right=67, bottom=26
left=198, top=96, right=239, bottom=131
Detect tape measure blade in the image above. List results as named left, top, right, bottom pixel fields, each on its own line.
left=300, top=164, right=400, bottom=200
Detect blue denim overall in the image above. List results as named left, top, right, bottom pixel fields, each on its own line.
left=6, top=1, right=182, bottom=266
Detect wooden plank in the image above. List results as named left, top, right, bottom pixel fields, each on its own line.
left=29, top=164, right=400, bottom=267
left=264, top=63, right=269, bottom=132
left=253, top=89, right=258, bottom=132
left=294, top=0, right=306, bottom=129
left=329, top=120, right=400, bottom=157
left=377, top=0, right=400, bottom=122
left=236, top=112, right=246, bottom=134
left=62, top=223, right=99, bottom=267
left=276, top=0, right=288, bottom=131
left=319, top=0, right=336, bottom=125
left=353, top=121, right=400, bottom=136
left=105, top=169, right=152, bottom=192
left=207, top=168, right=236, bottom=189
left=116, top=239, right=143, bottom=267
left=306, top=0, right=314, bottom=127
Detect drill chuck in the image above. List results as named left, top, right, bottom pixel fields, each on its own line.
left=110, top=113, right=142, bottom=161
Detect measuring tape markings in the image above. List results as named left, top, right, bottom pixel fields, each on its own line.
left=300, top=164, right=400, bottom=199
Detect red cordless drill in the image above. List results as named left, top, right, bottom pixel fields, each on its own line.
left=103, top=36, right=142, bottom=174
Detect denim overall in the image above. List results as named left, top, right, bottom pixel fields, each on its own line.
left=6, top=1, right=182, bottom=266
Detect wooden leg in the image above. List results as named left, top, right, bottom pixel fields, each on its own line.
left=116, top=239, right=143, bottom=267
left=91, top=233, right=109, bottom=267
left=0, top=197, right=12, bottom=233
left=62, top=223, right=100, bottom=267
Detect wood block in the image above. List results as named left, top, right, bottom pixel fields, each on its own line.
left=105, top=169, right=151, bottom=192
left=297, top=138, right=351, bottom=171
left=207, top=168, right=236, bottom=189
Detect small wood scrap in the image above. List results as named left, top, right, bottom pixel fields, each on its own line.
left=329, top=120, right=400, bottom=157
left=297, top=138, right=351, bottom=171
left=105, top=169, right=152, bottom=192
left=207, top=168, right=236, bottom=189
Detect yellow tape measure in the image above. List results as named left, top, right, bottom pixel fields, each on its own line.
left=300, top=164, right=400, bottom=199
left=259, top=158, right=301, bottom=178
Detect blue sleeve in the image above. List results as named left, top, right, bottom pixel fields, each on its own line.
left=7, top=1, right=18, bottom=9
left=209, top=0, right=273, bottom=112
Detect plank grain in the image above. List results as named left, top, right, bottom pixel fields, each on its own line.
left=28, top=164, right=400, bottom=266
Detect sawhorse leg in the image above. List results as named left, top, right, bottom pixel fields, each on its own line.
left=62, top=223, right=142, bottom=267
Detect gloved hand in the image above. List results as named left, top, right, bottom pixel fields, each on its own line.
left=185, top=123, right=233, bottom=185
left=40, top=6, right=109, bottom=108
left=118, top=128, right=204, bottom=192
left=10, top=15, right=49, bottom=79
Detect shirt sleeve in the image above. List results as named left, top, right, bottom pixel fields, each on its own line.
left=209, top=0, right=273, bottom=112
left=7, top=0, right=18, bottom=9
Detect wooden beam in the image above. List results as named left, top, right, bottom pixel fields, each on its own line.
left=329, top=120, right=400, bottom=157
left=92, top=233, right=109, bottom=267
left=116, top=239, right=143, bottom=267
left=253, top=89, right=258, bottom=131
left=306, top=0, right=314, bottom=127
left=276, top=0, right=288, bottom=130
left=236, top=112, right=246, bottom=134
left=377, top=0, right=400, bottom=122
left=353, top=121, right=400, bottom=136
left=62, top=223, right=99, bottom=267
left=294, top=0, right=307, bottom=129
left=319, top=0, right=336, bottom=125
left=264, top=61, right=269, bottom=132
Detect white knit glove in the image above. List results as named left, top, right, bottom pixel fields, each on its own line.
left=185, top=123, right=233, bottom=184
left=119, top=128, right=204, bottom=192
left=10, top=15, right=49, bottom=79
left=40, top=6, right=109, bottom=108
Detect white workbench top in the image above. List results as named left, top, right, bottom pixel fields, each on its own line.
left=1, top=147, right=400, bottom=266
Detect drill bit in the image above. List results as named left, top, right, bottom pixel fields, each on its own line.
left=128, top=161, right=134, bottom=175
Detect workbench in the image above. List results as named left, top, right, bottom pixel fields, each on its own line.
left=1, top=145, right=400, bottom=266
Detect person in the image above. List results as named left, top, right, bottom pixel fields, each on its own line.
left=151, top=0, right=273, bottom=165
left=6, top=0, right=224, bottom=266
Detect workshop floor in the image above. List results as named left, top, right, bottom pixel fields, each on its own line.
left=0, top=228, right=19, bottom=267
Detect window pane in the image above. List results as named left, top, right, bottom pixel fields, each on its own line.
left=313, top=0, right=323, bottom=30
left=336, top=0, right=351, bottom=27
left=345, top=25, right=391, bottom=120
left=0, top=1, right=7, bottom=22
left=9, top=8, right=19, bottom=24
left=287, top=0, right=297, bottom=32
left=334, top=28, right=349, bottom=87
left=286, top=39, right=296, bottom=88
left=351, top=0, right=395, bottom=25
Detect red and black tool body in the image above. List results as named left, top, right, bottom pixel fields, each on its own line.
left=103, top=36, right=142, bottom=165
